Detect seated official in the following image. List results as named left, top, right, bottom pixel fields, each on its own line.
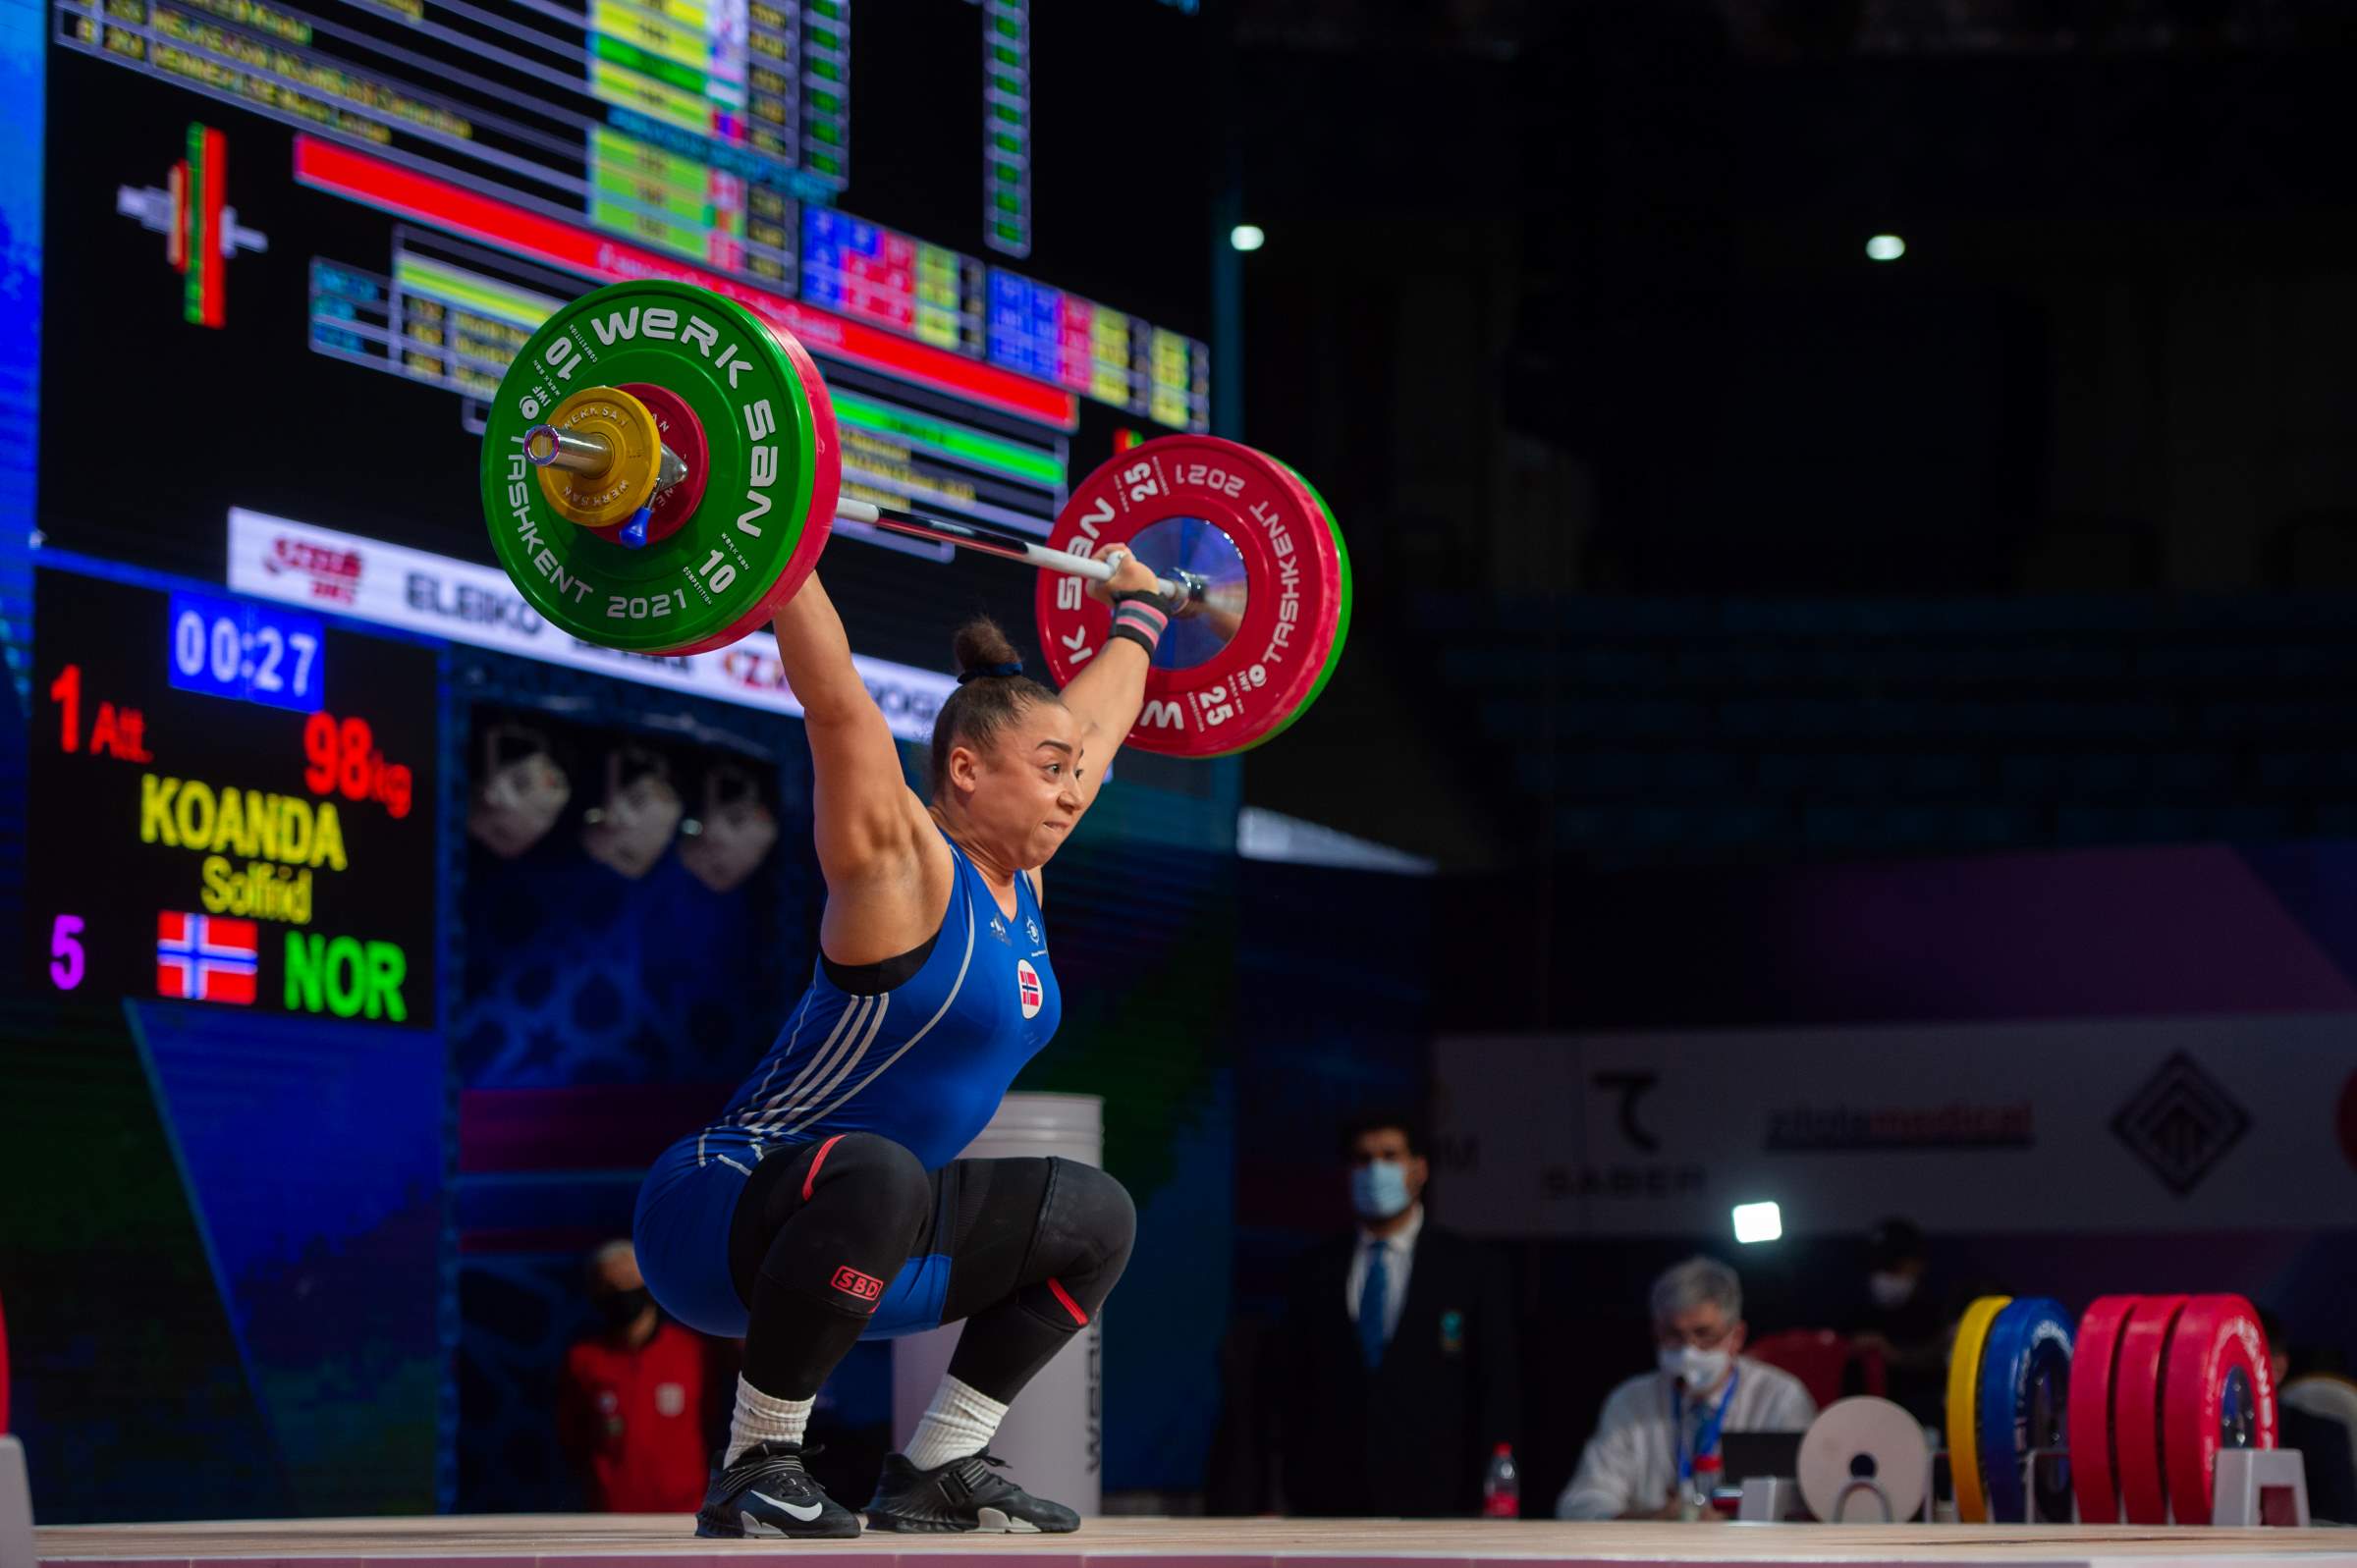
left=1844, top=1217, right=1946, bottom=1426
left=1556, top=1256, right=1816, bottom=1521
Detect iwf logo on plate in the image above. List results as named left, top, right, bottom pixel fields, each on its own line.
left=1015, top=959, right=1043, bottom=1019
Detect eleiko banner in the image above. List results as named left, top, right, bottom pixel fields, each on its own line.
left=228, top=509, right=958, bottom=742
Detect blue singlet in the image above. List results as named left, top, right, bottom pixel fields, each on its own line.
left=633, top=829, right=1062, bottom=1337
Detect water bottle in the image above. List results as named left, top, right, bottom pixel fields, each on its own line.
left=1481, top=1442, right=1520, bottom=1518
left=1683, top=1452, right=1725, bottom=1521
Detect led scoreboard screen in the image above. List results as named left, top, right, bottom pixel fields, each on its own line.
left=41, top=0, right=1214, bottom=675
left=27, top=569, right=440, bottom=1025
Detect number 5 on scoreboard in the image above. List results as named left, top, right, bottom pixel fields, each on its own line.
left=49, top=914, right=85, bottom=991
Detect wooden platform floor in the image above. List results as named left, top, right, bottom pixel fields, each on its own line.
left=31, top=1515, right=2357, bottom=1568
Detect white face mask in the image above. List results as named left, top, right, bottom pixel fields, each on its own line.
left=1868, top=1270, right=1917, bottom=1309
left=1659, top=1343, right=1732, bottom=1388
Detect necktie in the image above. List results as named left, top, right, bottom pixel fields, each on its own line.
left=1359, top=1239, right=1390, bottom=1370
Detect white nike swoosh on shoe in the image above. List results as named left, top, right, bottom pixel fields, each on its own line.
left=750, top=1489, right=826, bottom=1521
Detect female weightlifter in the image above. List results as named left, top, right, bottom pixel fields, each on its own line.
left=631, top=552, right=1179, bottom=1537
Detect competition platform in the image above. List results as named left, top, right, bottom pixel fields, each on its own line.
left=30, top=1517, right=2357, bottom=1567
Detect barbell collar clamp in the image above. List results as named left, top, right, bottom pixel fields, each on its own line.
left=522, top=422, right=688, bottom=504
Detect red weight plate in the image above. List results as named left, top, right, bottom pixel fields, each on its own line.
left=1034, top=436, right=1342, bottom=757
left=2067, top=1295, right=2141, bottom=1524
left=663, top=308, right=842, bottom=657
left=2162, top=1294, right=2276, bottom=1526
left=758, top=317, right=840, bottom=611
left=573, top=381, right=711, bottom=551
left=2112, top=1293, right=2186, bottom=1525
left=623, top=381, right=710, bottom=547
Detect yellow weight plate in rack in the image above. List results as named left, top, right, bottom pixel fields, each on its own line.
left=1946, top=1294, right=2010, bottom=1523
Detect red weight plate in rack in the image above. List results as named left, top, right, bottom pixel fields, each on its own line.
left=2112, top=1293, right=2187, bottom=1525
left=2161, top=1294, right=2277, bottom=1526
left=2067, top=1295, right=2142, bottom=1524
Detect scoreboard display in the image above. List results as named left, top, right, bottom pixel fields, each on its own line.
left=27, top=568, right=440, bottom=1024
left=39, top=0, right=1215, bottom=674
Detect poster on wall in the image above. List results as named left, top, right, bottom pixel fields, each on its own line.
left=1432, top=1017, right=2357, bottom=1236
left=26, top=567, right=440, bottom=1025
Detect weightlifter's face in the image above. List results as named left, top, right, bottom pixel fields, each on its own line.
left=964, top=697, right=1084, bottom=868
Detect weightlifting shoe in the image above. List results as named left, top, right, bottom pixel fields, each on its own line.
left=693, top=1439, right=861, bottom=1539
left=861, top=1449, right=1081, bottom=1534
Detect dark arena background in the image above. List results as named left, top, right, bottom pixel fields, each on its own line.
left=2, top=1, right=2356, bottom=1565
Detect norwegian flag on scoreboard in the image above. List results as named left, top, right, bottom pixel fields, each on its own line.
left=156, top=911, right=260, bottom=1004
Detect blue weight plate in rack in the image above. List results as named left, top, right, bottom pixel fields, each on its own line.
left=1976, top=1296, right=2075, bottom=1523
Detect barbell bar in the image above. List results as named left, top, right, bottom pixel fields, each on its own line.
left=481, top=279, right=1349, bottom=757
left=520, top=418, right=1201, bottom=604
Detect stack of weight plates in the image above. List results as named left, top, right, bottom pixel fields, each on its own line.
left=2065, top=1293, right=2275, bottom=1526
left=1946, top=1291, right=2276, bottom=1526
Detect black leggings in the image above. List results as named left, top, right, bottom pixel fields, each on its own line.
left=725, top=1132, right=1136, bottom=1406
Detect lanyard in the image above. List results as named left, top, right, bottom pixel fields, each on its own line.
left=1672, top=1369, right=1740, bottom=1484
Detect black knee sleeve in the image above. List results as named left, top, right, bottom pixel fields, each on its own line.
left=738, top=1132, right=933, bottom=1399
left=943, top=1159, right=1136, bottom=1405
left=760, top=1132, right=931, bottom=1309
left=1019, top=1157, right=1136, bottom=1325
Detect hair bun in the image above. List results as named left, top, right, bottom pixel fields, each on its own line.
left=951, top=616, right=1022, bottom=676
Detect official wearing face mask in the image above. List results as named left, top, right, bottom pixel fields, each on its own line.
left=1845, top=1217, right=1945, bottom=1427
left=1556, top=1257, right=1818, bottom=1521
left=1266, top=1112, right=1520, bottom=1518
left=557, top=1240, right=717, bottom=1513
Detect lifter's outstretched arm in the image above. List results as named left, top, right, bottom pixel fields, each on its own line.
left=1058, top=553, right=1165, bottom=814
left=770, top=572, right=921, bottom=882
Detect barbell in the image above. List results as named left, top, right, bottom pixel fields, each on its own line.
left=479, top=280, right=1350, bottom=758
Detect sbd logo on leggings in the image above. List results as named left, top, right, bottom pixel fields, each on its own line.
left=832, top=1265, right=885, bottom=1305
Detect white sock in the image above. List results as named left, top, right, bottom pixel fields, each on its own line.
left=901, top=1375, right=1008, bottom=1472
left=726, top=1375, right=814, bottom=1466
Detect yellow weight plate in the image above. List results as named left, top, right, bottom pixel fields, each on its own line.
left=1946, top=1294, right=2011, bottom=1523
left=534, top=385, right=665, bottom=529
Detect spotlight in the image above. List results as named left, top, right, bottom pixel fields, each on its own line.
left=1230, top=224, right=1265, bottom=253
left=467, top=722, right=571, bottom=858
left=581, top=744, right=683, bottom=880
left=1732, top=1201, right=1783, bottom=1245
left=1865, top=234, right=1906, bottom=262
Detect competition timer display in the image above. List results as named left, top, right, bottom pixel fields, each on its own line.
left=28, top=568, right=440, bottom=1026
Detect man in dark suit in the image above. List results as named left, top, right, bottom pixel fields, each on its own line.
left=1270, top=1111, right=1519, bottom=1516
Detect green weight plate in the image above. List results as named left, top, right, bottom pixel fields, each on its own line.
left=663, top=293, right=842, bottom=655
left=480, top=279, right=818, bottom=654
